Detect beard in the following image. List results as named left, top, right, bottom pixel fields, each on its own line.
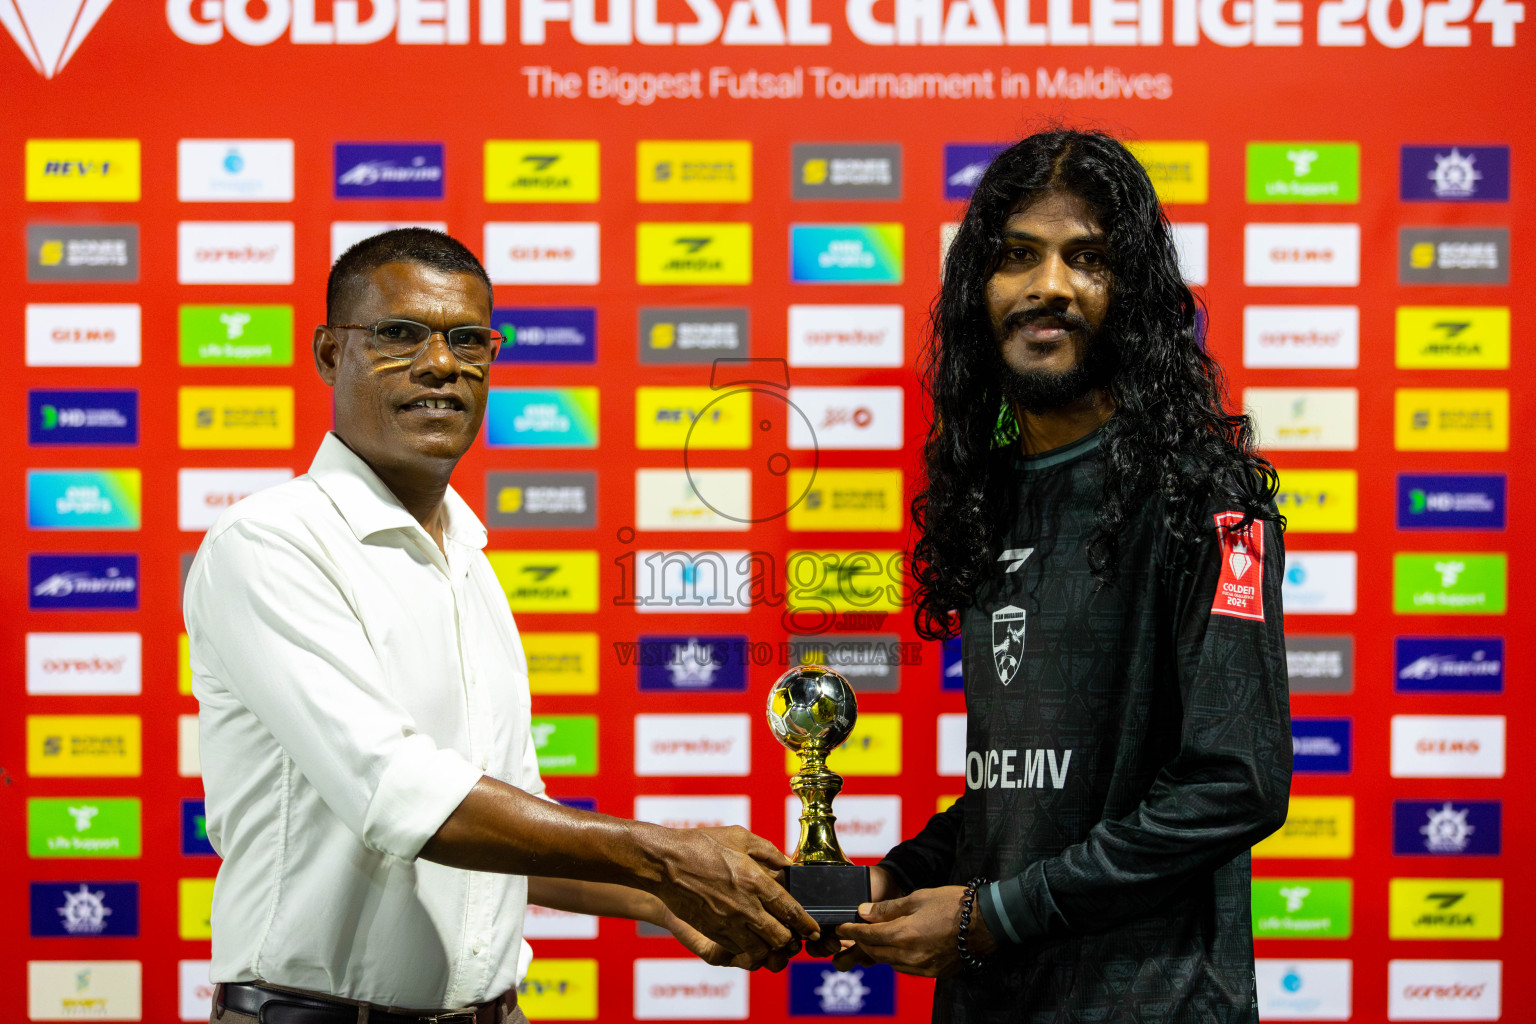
left=995, top=311, right=1114, bottom=415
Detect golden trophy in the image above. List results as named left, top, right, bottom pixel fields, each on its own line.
left=766, top=664, right=871, bottom=928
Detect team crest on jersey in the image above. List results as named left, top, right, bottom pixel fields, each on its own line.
left=1212, top=511, right=1265, bottom=621
left=991, top=605, right=1026, bottom=684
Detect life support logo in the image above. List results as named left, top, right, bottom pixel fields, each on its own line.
left=3, top=0, right=115, bottom=78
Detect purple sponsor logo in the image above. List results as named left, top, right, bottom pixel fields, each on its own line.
left=1292, top=717, right=1351, bottom=774
left=941, top=636, right=963, bottom=691
left=943, top=144, right=1006, bottom=200
left=1401, top=146, right=1509, bottom=202
left=493, top=307, right=596, bottom=364
left=334, top=143, right=444, bottom=199
left=29, top=390, right=138, bottom=446
left=789, top=961, right=896, bottom=1016
left=30, top=881, right=139, bottom=937
left=1395, top=637, right=1503, bottom=694
left=29, top=554, right=139, bottom=610
left=1398, top=474, right=1505, bottom=530
left=636, top=636, right=748, bottom=692
left=1392, top=799, right=1500, bottom=855
left=182, top=799, right=216, bottom=857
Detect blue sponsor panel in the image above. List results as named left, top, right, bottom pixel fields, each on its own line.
left=1291, top=717, right=1351, bottom=774
left=1400, top=145, right=1510, bottom=202
left=334, top=143, right=445, bottom=199
left=1395, top=637, right=1503, bottom=694
left=29, top=881, right=140, bottom=937
left=182, top=799, right=216, bottom=856
left=1392, top=799, right=1501, bottom=856
left=28, top=390, right=138, bottom=446
left=557, top=797, right=596, bottom=812
left=943, top=144, right=1007, bottom=200
left=1397, top=474, right=1505, bottom=530
left=789, top=961, right=896, bottom=1016
left=941, top=636, right=964, bottom=691
left=493, top=307, right=597, bottom=364
left=637, top=636, right=748, bottom=692
left=28, top=554, right=139, bottom=610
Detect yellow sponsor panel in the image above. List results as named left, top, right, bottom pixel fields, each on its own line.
left=523, top=632, right=600, bottom=695
left=179, top=632, right=193, bottom=696
left=517, top=959, right=598, bottom=1020
left=27, top=715, right=142, bottom=778
left=938, top=794, right=960, bottom=813
left=487, top=551, right=599, bottom=612
left=27, top=139, right=141, bottom=201
left=1395, top=389, right=1509, bottom=451
left=179, top=386, right=295, bottom=450
left=484, top=140, right=599, bottom=203
left=1276, top=470, right=1357, bottom=533
left=1395, top=306, right=1510, bottom=369
left=786, top=550, right=904, bottom=613
left=788, top=713, right=902, bottom=776
left=1126, top=141, right=1209, bottom=204
left=635, top=387, right=751, bottom=449
left=636, top=222, right=752, bottom=285
left=788, top=469, right=904, bottom=532
left=637, top=141, right=752, bottom=202
left=179, top=877, right=216, bottom=939
left=1253, top=796, right=1353, bottom=859
left=1389, top=878, right=1502, bottom=940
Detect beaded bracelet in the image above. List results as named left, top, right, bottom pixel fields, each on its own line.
left=957, top=876, right=988, bottom=971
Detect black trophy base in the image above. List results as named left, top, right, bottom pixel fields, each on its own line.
left=783, top=863, right=871, bottom=930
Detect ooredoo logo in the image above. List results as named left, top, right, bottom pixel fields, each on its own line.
left=1387, top=960, right=1501, bottom=1021
left=178, top=222, right=295, bottom=284
left=633, top=795, right=751, bottom=831
left=3, top=0, right=114, bottom=78
left=634, top=960, right=748, bottom=1020
left=1243, top=306, right=1360, bottom=369
left=788, top=305, right=904, bottom=368
left=783, top=794, right=899, bottom=857
left=634, top=714, right=750, bottom=776
left=26, top=633, right=142, bottom=696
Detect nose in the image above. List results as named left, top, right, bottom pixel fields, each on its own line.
left=410, top=329, right=460, bottom=379
left=1025, top=252, right=1074, bottom=307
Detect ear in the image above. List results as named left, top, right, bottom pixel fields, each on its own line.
left=314, top=325, right=340, bottom=386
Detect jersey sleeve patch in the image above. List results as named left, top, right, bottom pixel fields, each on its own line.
left=1211, top=511, right=1265, bottom=621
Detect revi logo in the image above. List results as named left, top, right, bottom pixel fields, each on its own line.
left=2, top=0, right=113, bottom=78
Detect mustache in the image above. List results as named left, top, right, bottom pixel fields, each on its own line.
left=999, top=307, right=1094, bottom=336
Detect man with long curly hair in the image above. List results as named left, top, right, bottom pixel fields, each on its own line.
left=830, top=130, right=1294, bottom=1022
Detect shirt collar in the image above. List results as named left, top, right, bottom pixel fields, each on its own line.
left=307, top=432, right=487, bottom=551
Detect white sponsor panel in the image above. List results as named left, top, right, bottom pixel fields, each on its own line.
left=632, top=549, right=753, bottom=613
left=178, top=140, right=294, bottom=202
left=28, top=961, right=143, bottom=1021
left=26, top=304, right=142, bottom=367
left=635, top=715, right=751, bottom=776
left=330, top=221, right=449, bottom=263
left=634, top=959, right=748, bottom=1020
left=522, top=903, right=600, bottom=939
left=635, top=469, right=751, bottom=532
left=784, top=794, right=900, bottom=857
left=788, top=305, right=905, bottom=367
left=1282, top=552, right=1357, bottom=614
left=1391, top=715, right=1506, bottom=779
left=178, top=714, right=201, bottom=778
left=938, top=713, right=967, bottom=776
left=939, top=222, right=960, bottom=268
left=177, top=468, right=294, bottom=531
left=26, top=633, right=142, bottom=696
left=1244, top=306, right=1360, bottom=368
left=1243, top=388, right=1359, bottom=451
left=1387, top=960, right=1501, bottom=1021
left=178, top=221, right=295, bottom=284
left=1255, top=960, right=1351, bottom=1021
left=635, top=795, right=752, bottom=831
left=788, top=386, right=904, bottom=450
left=177, top=961, right=214, bottom=1022
left=1170, top=222, right=1209, bottom=285
left=1244, top=224, right=1361, bottom=287
left=484, top=222, right=600, bottom=284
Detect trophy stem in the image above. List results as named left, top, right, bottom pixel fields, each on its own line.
left=790, top=747, right=852, bottom=866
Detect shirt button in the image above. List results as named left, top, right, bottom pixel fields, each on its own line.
left=478, top=758, right=489, bottom=771
left=472, top=941, right=483, bottom=956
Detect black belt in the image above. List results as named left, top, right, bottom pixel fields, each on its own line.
left=217, top=983, right=516, bottom=1024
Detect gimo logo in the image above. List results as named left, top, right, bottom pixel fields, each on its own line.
left=2, top=0, right=114, bottom=78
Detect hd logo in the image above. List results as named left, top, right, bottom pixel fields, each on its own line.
left=636, top=223, right=752, bottom=284
left=485, top=141, right=599, bottom=202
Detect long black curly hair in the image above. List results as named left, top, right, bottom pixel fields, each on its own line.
left=910, top=129, right=1282, bottom=641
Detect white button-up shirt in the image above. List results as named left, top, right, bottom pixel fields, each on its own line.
left=185, top=433, right=544, bottom=1009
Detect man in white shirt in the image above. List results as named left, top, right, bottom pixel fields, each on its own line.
left=186, top=228, right=817, bottom=1024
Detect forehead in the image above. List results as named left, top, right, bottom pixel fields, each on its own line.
left=1001, top=191, right=1105, bottom=238
left=343, top=261, right=491, bottom=320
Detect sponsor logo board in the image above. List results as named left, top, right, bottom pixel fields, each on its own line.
left=27, top=798, right=141, bottom=858
left=1387, top=959, right=1501, bottom=1021
left=484, top=222, right=600, bottom=284
left=1243, top=305, right=1359, bottom=368
left=788, top=962, right=896, bottom=1016
left=27, top=715, right=141, bottom=777
left=27, top=961, right=142, bottom=1021
left=30, top=882, right=139, bottom=937
left=1389, top=879, right=1501, bottom=939
left=634, top=960, right=748, bottom=1020
left=636, top=387, right=751, bottom=449
left=493, top=307, right=596, bottom=364
left=786, top=550, right=903, bottom=614
left=1395, top=306, right=1509, bottom=369
left=1393, top=800, right=1500, bottom=857
left=1400, top=228, right=1509, bottom=284
left=1281, top=552, right=1356, bottom=614
left=1243, top=388, right=1357, bottom=450
left=791, top=224, right=903, bottom=283
left=485, top=140, right=599, bottom=202
left=178, top=386, right=294, bottom=449
left=788, top=386, right=903, bottom=450
left=634, top=469, right=751, bottom=531
left=1170, top=222, right=1208, bottom=285
left=1393, top=553, right=1505, bottom=614
left=178, top=139, right=294, bottom=202
left=1127, top=141, right=1209, bottom=204
left=517, top=959, right=598, bottom=1019
left=635, top=636, right=749, bottom=692
left=26, top=633, right=141, bottom=696
left=1397, top=474, right=1505, bottom=530
left=635, top=715, right=751, bottom=776
left=1395, top=637, right=1502, bottom=694
left=1275, top=470, right=1357, bottom=532
left=27, top=470, right=140, bottom=530
left=1293, top=718, right=1351, bottom=774
left=26, top=304, right=141, bottom=367
left=787, top=634, right=903, bottom=692
left=181, top=799, right=216, bottom=856
left=1244, top=224, right=1360, bottom=286
left=28, top=390, right=137, bottom=445
left=26, top=139, right=140, bottom=202
left=787, top=304, right=904, bottom=367
left=177, top=221, right=295, bottom=284
left=1391, top=715, right=1505, bottom=778
left=1253, top=796, right=1353, bottom=858
left=1285, top=635, right=1353, bottom=694
left=178, top=961, right=215, bottom=1022
left=1251, top=879, right=1351, bottom=938
left=1246, top=143, right=1359, bottom=203
left=637, top=141, right=752, bottom=202
left=530, top=715, right=598, bottom=775
left=486, top=551, right=599, bottom=612
left=178, top=878, right=214, bottom=939
left=635, top=796, right=751, bottom=831
left=636, top=222, right=751, bottom=284
left=1254, top=960, right=1351, bottom=1020
left=942, top=636, right=963, bottom=692
left=485, top=471, right=596, bottom=529
left=638, top=307, right=749, bottom=363
left=793, top=144, right=902, bottom=201
left=788, top=469, right=903, bottom=532
left=177, top=468, right=292, bottom=531
left=522, top=632, right=600, bottom=695
left=785, top=713, right=901, bottom=776
left=179, top=714, right=203, bottom=776
left=523, top=903, right=600, bottom=940
left=28, top=554, right=138, bottom=611
left=27, top=225, right=138, bottom=283
left=937, top=714, right=967, bottom=775
left=942, top=144, right=1005, bottom=200
left=329, top=221, right=448, bottom=262
left=485, top=388, right=598, bottom=448
left=630, top=549, right=753, bottom=612
left=783, top=794, right=901, bottom=858
left=334, top=142, right=444, bottom=199
left=1401, top=145, right=1510, bottom=202
left=1395, top=389, right=1508, bottom=451
left=179, top=305, right=293, bottom=366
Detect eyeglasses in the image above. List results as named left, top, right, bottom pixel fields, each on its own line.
left=326, top=319, right=504, bottom=366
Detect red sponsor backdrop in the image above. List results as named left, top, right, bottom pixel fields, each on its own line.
left=3, top=1, right=1531, bottom=1020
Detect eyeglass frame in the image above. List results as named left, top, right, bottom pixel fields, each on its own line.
left=323, top=318, right=505, bottom=366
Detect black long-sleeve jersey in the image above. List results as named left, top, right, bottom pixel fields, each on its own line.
left=881, top=430, right=1292, bottom=1023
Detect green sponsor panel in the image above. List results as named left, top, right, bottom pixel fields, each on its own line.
left=1252, top=878, right=1352, bottom=938
left=28, top=797, right=142, bottom=858
left=1394, top=553, right=1506, bottom=614
left=531, top=715, right=597, bottom=775
left=180, top=305, right=294, bottom=365
left=1247, top=143, right=1360, bottom=203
